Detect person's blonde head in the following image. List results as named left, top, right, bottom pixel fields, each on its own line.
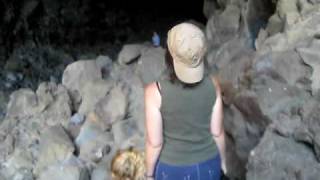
left=111, top=147, right=146, bottom=180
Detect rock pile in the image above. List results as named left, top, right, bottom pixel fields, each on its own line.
left=0, top=43, right=165, bottom=180
left=2, top=0, right=320, bottom=179
left=204, top=0, right=320, bottom=179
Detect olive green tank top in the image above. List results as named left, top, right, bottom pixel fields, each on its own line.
left=158, top=76, right=218, bottom=165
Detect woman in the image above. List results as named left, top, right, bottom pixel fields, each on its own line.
left=144, top=23, right=226, bottom=180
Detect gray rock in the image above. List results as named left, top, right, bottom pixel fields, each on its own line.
left=136, top=47, right=166, bottom=85
left=254, top=50, right=310, bottom=88
left=96, top=55, right=113, bottom=78
left=247, top=130, right=320, bottom=180
left=206, top=4, right=241, bottom=47
left=94, top=84, right=128, bottom=127
left=1, top=150, right=34, bottom=180
left=6, top=89, right=38, bottom=119
left=35, top=83, right=72, bottom=128
left=75, top=113, right=114, bottom=165
left=297, top=39, right=320, bottom=95
left=78, top=79, right=113, bottom=116
left=109, top=64, right=145, bottom=135
left=117, top=44, right=147, bottom=65
left=38, top=155, right=90, bottom=180
left=112, top=120, right=133, bottom=147
left=91, top=161, right=112, bottom=180
left=62, top=60, right=102, bottom=110
left=34, top=125, right=75, bottom=175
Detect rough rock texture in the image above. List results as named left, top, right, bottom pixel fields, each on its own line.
left=62, top=60, right=102, bottom=110
left=203, top=0, right=320, bottom=179
left=2, top=1, right=320, bottom=179
left=34, top=125, right=75, bottom=175
left=38, top=156, right=90, bottom=180
left=117, top=44, right=147, bottom=65
left=136, top=47, right=167, bottom=85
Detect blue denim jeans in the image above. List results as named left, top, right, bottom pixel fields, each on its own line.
left=155, top=155, right=221, bottom=180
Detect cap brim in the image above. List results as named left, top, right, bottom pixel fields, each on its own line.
left=173, top=58, right=204, bottom=84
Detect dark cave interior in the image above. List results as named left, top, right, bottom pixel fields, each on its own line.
left=0, top=0, right=207, bottom=58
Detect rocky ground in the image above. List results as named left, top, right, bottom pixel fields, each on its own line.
left=1, top=0, right=320, bottom=179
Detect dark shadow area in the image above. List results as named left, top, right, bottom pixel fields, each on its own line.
left=0, top=0, right=207, bottom=59
left=247, top=0, right=276, bottom=49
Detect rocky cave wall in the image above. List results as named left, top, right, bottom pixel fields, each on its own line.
left=1, top=0, right=320, bottom=180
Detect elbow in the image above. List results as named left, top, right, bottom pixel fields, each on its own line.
left=147, top=139, right=163, bottom=148
left=212, top=128, right=225, bottom=138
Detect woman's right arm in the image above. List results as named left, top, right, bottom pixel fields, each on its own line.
left=210, top=76, right=227, bottom=174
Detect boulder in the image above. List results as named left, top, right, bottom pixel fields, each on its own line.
left=78, top=79, right=113, bottom=116
left=91, top=161, right=112, bottom=180
left=95, top=55, right=113, bottom=72
left=247, top=130, right=320, bottom=179
left=6, top=89, right=38, bottom=119
left=38, top=156, right=90, bottom=180
left=35, top=82, right=72, bottom=128
left=34, top=125, right=75, bottom=175
left=297, top=39, right=320, bottom=95
left=206, top=4, right=241, bottom=47
left=75, top=112, right=114, bottom=165
left=117, top=44, right=147, bottom=65
left=62, top=60, right=102, bottom=110
left=109, top=64, right=145, bottom=135
left=0, top=149, right=34, bottom=180
left=136, top=47, right=166, bottom=85
left=112, top=120, right=133, bottom=147
left=94, top=84, right=128, bottom=127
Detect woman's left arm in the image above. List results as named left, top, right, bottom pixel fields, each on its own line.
left=144, top=82, right=163, bottom=179
left=211, top=76, right=227, bottom=174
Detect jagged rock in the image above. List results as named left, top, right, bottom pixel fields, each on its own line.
left=91, top=161, right=112, bottom=180
left=6, top=89, right=38, bottom=119
left=75, top=113, right=105, bottom=148
left=96, top=55, right=113, bottom=78
left=62, top=60, right=102, bottom=110
left=38, top=156, right=90, bottom=180
left=0, top=149, right=34, bottom=180
left=75, top=112, right=114, bottom=165
left=252, top=75, right=308, bottom=120
left=78, top=79, right=113, bottom=116
left=254, top=50, right=310, bottom=87
left=0, top=134, right=15, bottom=162
left=112, top=120, right=133, bottom=147
left=34, top=125, right=75, bottom=175
left=120, top=133, right=145, bottom=151
left=136, top=47, right=166, bottom=85
left=203, top=0, right=220, bottom=19
left=206, top=4, right=241, bottom=47
left=266, top=14, right=284, bottom=36
left=277, top=0, right=300, bottom=27
left=35, top=83, right=72, bottom=128
left=297, top=39, right=320, bottom=95
left=117, top=44, right=147, bottom=65
left=78, top=131, right=112, bottom=164
left=94, top=84, right=128, bottom=127
left=247, top=130, right=320, bottom=180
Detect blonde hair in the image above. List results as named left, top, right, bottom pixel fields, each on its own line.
left=111, top=147, right=146, bottom=180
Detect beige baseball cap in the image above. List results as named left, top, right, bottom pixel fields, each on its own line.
left=167, top=23, right=207, bottom=83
